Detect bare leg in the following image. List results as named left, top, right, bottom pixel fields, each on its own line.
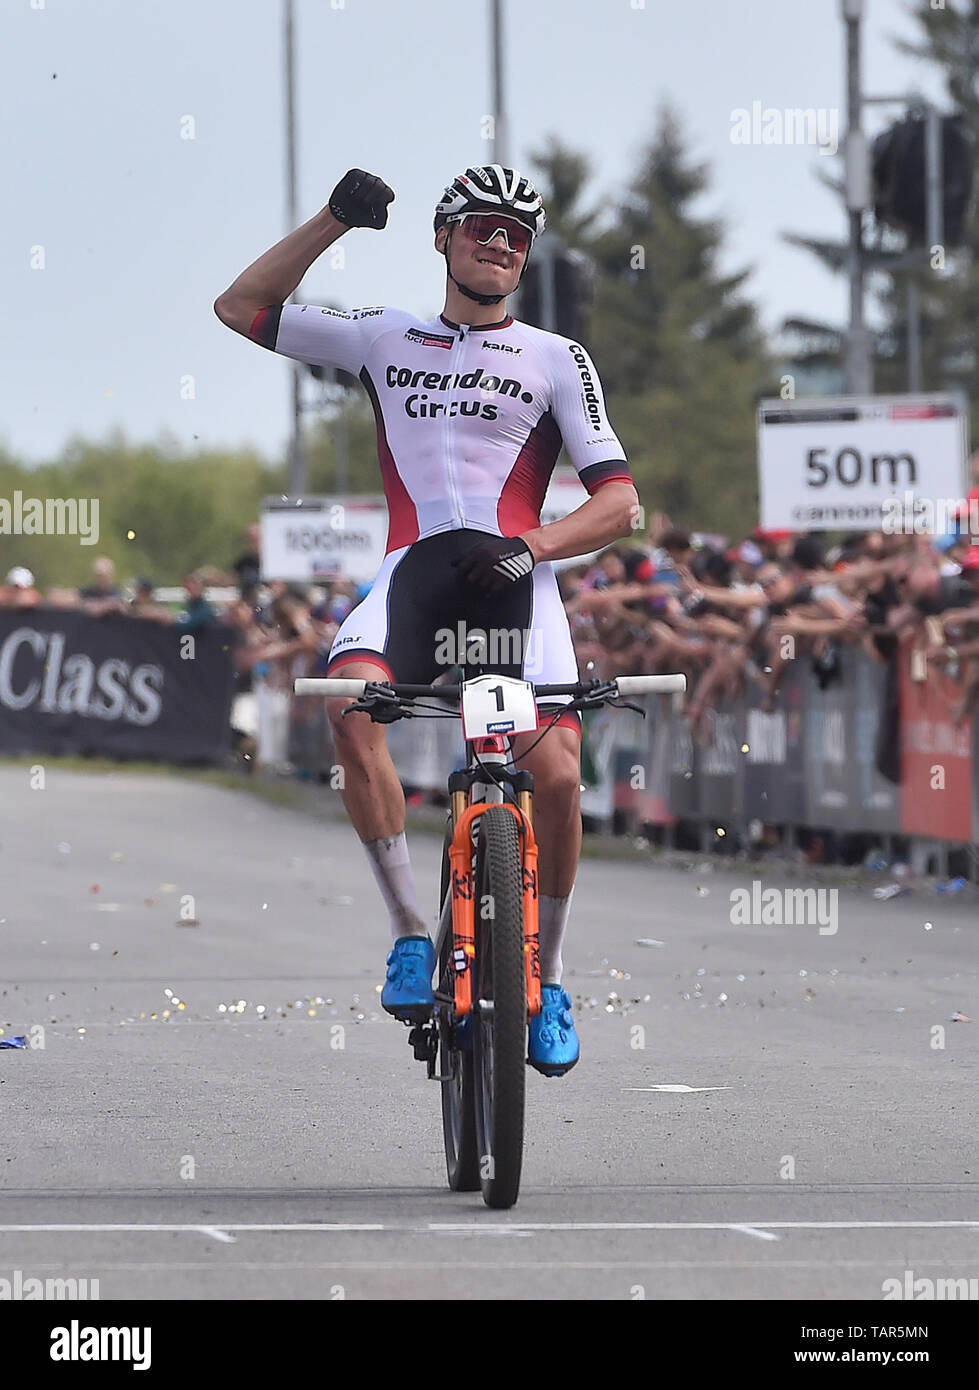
left=327, top=661, right=407, bottom=841
left=509, top=723, right=582, bottom=898
left=326, top=660, right=428, bottom=939
left=510, top=723, right=581, bottom=984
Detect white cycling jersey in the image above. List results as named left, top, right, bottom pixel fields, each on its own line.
left=250, top=303, right=633, bottom=552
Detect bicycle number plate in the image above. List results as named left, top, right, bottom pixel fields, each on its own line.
left=461, top=675, right=538, bottom=739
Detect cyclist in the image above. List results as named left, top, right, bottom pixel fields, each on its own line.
left=214, top=165, right=640, bottom=1076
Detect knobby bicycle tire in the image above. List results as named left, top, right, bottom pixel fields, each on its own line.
left=473, top=806, right=526, bottom=1209
left=438, top=822, right=479, bottom=1191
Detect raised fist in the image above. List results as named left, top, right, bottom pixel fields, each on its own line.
left=328, top=169, right=394, bottom=229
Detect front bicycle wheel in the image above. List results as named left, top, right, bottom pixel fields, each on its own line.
left=472, top=806, right=526, bottom=1209
left=438, top=822, right=479, bottom=1192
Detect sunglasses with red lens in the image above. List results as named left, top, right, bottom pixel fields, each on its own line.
left=457, top=213, right=533, bottom=255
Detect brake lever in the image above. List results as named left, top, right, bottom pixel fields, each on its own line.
left=606, top=696, right=646, bottom=717
left=582, top=681, right=647, bottom=717
left=368, top=704, right=410, bottom=724
left=341, top=688, right=409, bottom=724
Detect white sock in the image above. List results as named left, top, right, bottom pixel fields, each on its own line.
left=539, top=890, right=574, bottom=985
left=363, top=833, right=429, bottom=941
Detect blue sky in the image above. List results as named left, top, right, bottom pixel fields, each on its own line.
left=3, top=0, right=944, bottom=468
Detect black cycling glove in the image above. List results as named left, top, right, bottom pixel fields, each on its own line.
left=452, top=537, right=536, bottom=596
left=328, top=169, right=394, bottom=229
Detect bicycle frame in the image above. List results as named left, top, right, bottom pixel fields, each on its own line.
left=443, top=734, right=541, bottom=1022
left=294, top=670, right=687, bottom=1035
left=293, top=668, right=687, bottom=1207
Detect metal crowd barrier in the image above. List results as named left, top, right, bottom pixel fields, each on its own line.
left=286, top=648, right=979, bottom=860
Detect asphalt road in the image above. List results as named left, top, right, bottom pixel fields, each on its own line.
left=1, top=764, right=977, bottom=1301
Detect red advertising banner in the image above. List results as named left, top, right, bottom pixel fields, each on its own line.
left=899, top=657, right=974, bottom=840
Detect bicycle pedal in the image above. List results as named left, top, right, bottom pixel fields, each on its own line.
left=407, top=1022, right=438, bottom=1067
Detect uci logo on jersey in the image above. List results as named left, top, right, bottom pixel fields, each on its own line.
left=405, top=327, right=454, bottom=350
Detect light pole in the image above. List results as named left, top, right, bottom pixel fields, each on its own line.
left=489, top=0, right=560, bottom=332
left=841, top=0, right=949, bottom=395
left=284, top=0, right=307, bottom=494
left=490, top=0, right=508, bottom=166
left=842, top=0, right=873, bottom=395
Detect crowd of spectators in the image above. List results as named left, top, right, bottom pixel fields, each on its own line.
left=0, top=553, right=222, bottom=628
left=6, top=492, right=979, bottom=751
left=560, top=506, right=979, bottom=730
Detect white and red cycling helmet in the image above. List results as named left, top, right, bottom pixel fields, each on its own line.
left=434, top=165, right=546, bottom=304
left=433, top=164, right=546, bottom=240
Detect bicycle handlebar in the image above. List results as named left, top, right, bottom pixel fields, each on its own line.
left=294, top=678, right=370, bottom=697
left=611, top=674, right=686, bottom=696
left=294, top=673, right=686, bottom=699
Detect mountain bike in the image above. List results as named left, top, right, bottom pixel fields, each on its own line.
left=294, top=670, right=686, bottom=1208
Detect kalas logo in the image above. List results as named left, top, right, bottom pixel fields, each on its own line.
left=568, top=343, right=602, bottom=431
left=482, top=340, right=522, bottom=354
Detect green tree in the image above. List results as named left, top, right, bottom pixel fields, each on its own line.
left=524, top=136, right=600, bottom=244
left=0, top=433, right=283, bottom=589
left=783, top=1, right=979, bottom=439
left=305, top=392, right=383, bottom=496
left=878, top=0, right=979, bottom=434
left=532, top=109, right=773, bottom=536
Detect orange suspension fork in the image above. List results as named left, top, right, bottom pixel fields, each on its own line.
left=448, top=801, right=541, bottom=1019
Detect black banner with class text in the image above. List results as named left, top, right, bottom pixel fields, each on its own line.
left=0, top=609, right=234, bottom=763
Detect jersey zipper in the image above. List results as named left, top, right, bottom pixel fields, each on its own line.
left=443, top=326, right=467, bottom=529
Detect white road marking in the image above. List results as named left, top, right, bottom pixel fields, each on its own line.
left=199, top=1226, right=237, bottom=1244
left=0, top=1223, right=385, bottom=1234
left=425, top=1221, right=979, bottom=1233
left=27, top=1258, right=979, bottom=1273
left=623, top=1085, right=733, bottom=1093
left=1, top=1220, right=975, bottom=1235
left=728, top=1224, right=780, bottom=1242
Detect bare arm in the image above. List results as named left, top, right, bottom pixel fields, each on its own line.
left=771, top=614, right=860, bottom=639
left=694, top=612, right=749, bottom=640
left=941, top=605, right=979, bottom=629
left=213, top=207, right=348, bottom=335
left=521, top=482, right=640, bottom=565
left=689, top=583, right=766, bottom=612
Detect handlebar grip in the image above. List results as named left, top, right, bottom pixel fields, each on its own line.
left=615, top=674, right=687, bottom=696
left=293, top=678, right=367, bottom=697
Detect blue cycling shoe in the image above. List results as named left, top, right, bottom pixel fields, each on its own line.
left=528, top=984, right=579, bottom=1077
left=381, top=936, right=436, bottom=1021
